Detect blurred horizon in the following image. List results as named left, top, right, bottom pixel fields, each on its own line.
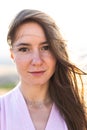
left=0, top=0, right=87, bottom=87
left=0, top=51, right=87, bottom=87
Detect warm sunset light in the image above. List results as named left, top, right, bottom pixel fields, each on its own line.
left=0, top=0, right=87, bottom=69
left=0, top=0, right=87, bottom=112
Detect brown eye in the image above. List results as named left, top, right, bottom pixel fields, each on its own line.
left=41, top=45, right=49, bottom=51
left=18, top=48, right=29, bottom=52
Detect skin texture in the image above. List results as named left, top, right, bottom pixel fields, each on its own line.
left=10, top=22, right=57, bottom=101
left=6, top=9, right=87, bottom=130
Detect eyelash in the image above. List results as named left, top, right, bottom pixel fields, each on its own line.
left=18, top=48, right=29, bottom=52
left=41, top=45, right=49, bottom=51
left=18, top=45, right=49, bottom=52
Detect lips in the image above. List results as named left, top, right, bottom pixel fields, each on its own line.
left=28, top=70, right=46, bottom=76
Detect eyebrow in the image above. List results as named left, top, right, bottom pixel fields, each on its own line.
left=14, top=41, right=48, bottom=47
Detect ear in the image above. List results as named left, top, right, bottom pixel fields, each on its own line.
left=10, top=48, right=15, bottom=61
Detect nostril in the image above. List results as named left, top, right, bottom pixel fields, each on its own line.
left=31, top=53, right=43, bottom=66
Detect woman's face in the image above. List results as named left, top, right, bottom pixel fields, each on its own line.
left=11, top=22, right=56, bottom=87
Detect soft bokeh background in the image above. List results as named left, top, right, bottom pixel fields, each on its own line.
left=0, top=0, right=87, bottom=94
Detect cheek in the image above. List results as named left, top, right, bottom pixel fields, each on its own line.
left=14, top=56, right=28, bottom=69
left=47, top=55, right=57, bottom=70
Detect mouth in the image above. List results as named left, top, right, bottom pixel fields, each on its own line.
left=28, top=71, right=46, bottom=76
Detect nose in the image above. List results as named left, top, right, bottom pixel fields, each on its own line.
left=31, top=50, right=43, bottom=66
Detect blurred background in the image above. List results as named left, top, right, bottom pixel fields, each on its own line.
left=0, top=0, right=87, bottom=94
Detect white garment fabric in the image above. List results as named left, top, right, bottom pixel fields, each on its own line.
left=0, top=85, right=68, bottom=130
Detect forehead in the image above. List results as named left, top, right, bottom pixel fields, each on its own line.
left=15, top=22, right=46, bottom=40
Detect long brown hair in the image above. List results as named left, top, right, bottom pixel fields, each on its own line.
left=7, top=9, right=87, bottom=130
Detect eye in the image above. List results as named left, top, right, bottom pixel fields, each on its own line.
left=18, top=47, right=29, bottom=52
left=41, top=45, right=49, bottom=51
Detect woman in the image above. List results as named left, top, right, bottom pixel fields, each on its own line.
left=0, top=9, right=87, bottom=130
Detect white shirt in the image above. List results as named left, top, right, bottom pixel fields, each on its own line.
left=0, top=85, right=68, bottom=130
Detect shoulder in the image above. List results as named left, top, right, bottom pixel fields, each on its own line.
left=0, top=84, right=20, bottom=106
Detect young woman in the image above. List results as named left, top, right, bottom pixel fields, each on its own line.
left=0, top=9, right=87, bottom=130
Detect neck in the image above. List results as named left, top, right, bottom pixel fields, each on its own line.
left=24, top=96, right=52, bottom=109
left=19, top=82, right=50, bottom=102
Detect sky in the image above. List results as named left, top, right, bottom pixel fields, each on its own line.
left=0, top=0, right=87, bottom=66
